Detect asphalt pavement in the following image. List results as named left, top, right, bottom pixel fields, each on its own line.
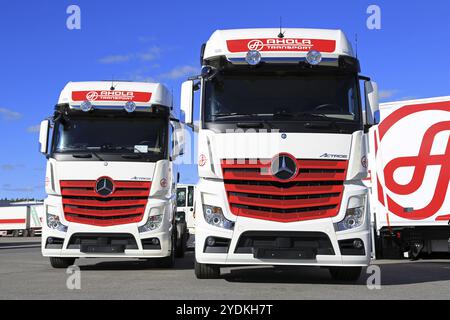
left=1, top=237, right=449, bottom=300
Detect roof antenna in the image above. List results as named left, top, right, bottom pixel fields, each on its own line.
left=355, top=33, right=358, bottom=58
left=110, top=75, right=116, bottom=91
left=278, top=17, right=285, bottom=38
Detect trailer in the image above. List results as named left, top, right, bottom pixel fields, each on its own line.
left=367, top=96, right=450, bottom=259
left=0, top=203, right=43, bottom=237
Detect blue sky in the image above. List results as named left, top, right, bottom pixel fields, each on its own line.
left=0, top=0, right=449, bottom=199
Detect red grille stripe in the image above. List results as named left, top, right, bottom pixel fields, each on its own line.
left=221, top=159, right=348, bottom=222
left=228, top=195, right=340, bottom=210
left=65, top=215, right=142, bottom=227
left=61, top=189, right=150, bottom=198
left=62, top=198, right=148, bottom=207
left=223, top=170, right=346, bottom=182
left=64, top=206, right=142, bottom=217
left=225, top=184, right=343, bottom=196
left=234, top=207, right=338, bottom=223
left=60, top=180, right=151, bottom=227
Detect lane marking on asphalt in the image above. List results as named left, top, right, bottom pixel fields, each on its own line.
left=0, top=244, right=41, bottom=250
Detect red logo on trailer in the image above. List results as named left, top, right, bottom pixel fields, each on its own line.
left=72, top=91, right=152, bottom=102
left=377, top=101, right=450, bottom=220
left=226, top=38, right=336, bottom=53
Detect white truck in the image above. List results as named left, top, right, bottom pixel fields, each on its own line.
left=367, top=96, right=450, bottom=259
left=176, top=183, right=196, bottom=234
left=39, top=81, right=186, bottom=268
left=181, top=28, right=379, bottom=280
left=0, top=203, right=43, bottom=237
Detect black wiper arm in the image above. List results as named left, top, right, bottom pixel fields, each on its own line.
left=121, top=154, right=142, bottom=159
left=236, top=122, right=264, bottom=129
left=72, top=153, right=93, bottom=159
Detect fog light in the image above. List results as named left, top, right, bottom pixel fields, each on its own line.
left=353, top=239, right=363, bottom=249
left=152, top=238, right=160, bottom=245
left=206, top=237, right=216, bottom=247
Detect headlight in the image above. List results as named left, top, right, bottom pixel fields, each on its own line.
left=336, top=196, right=366, bottom=232
left=138, top=209, right=163, bottom=233
left=203, top=205, right=234, bottom=230
left=46, top=212, right=67, bottom=232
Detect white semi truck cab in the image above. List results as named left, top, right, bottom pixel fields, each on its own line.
left=181, top=28, right=380, bottom=280
left=39, top=81, right=185, bottom=268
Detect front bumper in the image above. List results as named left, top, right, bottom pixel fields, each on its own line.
left=42, top=196, right=174, bottom=258
left=195, top=180, right=371, bottom=267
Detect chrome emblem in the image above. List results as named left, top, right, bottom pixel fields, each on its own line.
left=271, top=154, right=298, bottom=181
left=95, top=177, right=114, bottom=197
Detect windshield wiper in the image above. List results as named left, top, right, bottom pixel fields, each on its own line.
left=121, top=154, right=142, bottom=159
left=72, top=153, right=92, bottom=159
left=212, top=113, right=273, bottom=120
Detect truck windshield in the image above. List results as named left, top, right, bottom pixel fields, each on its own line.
left=204, top=73, right=361, bottom=123
left=52, top=116, right=167, bottom=160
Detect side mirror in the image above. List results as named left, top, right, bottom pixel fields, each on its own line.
left=180, top=80, right=194, bottom=127
left=364, top=81, right=380, bottom=126
left=171, top=120, right=185, bottom=159
left=39, top=120, right=50, bottom=154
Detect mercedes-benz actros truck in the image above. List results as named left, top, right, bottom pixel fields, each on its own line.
left=181, top=28, right=379, bottom=281
left=39, top=81, right=185, bottom=268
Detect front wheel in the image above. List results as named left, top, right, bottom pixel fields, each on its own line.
left=195, top=261, right=220, bottom=279
left=49, top=257, right=76, bottom=269
left=329, top=266, right=362, bottom=282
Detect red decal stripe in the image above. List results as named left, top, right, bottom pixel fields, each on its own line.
left=0, top=219, right=26, bottom=224
left=226, top=38, right=336, bottom=53
left=72, top=91, right=152, bottom=103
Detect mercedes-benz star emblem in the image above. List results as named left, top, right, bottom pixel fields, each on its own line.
left=271, top=154, right=298, bottom=181
left=95, top=177, right=114, bottom=197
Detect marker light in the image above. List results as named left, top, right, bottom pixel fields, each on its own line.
left=80, top=101, right=93, bottom=112
left=306, top=50, right=322, bottom=65
left=124, top=101, right=136, bottom=113
left=245, top=50, right=262, bottom=65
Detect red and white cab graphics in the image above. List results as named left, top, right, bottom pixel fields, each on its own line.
left=72, top=91, right=152, bottom=102
left=226, top=38, right=336, bottom=53
left=372, top=98, right=450, bottom=226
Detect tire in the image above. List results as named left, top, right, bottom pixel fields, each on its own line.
left=12, top=230, right=19, bottom=237
left=155, top=231, right=176, bottom=268
left=175, top=230, right=187, bottom=258
left=29, top=230, right=35, bottom=237
left=49, top=257, right=76, bottom=269
left=22, top=230, right=29, bottom=237
left=329, top=267, right=362, bottom=282
left=195, top=260, right=220, bottom=279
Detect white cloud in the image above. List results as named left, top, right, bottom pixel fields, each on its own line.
left=159, top=65, right=197, bottom=80
left=0, top=108, right=22, bottom=121
left=98, top=46, right=162, bottom=64
left=26, top=125, right=40, bottom=133
left=1, top=164, right=24, bottom=171
left=98, top=54, right=132, bottom=64
left=137, top=46, right=161, bottom=61
left=379, top=90, right=399, bottom=100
